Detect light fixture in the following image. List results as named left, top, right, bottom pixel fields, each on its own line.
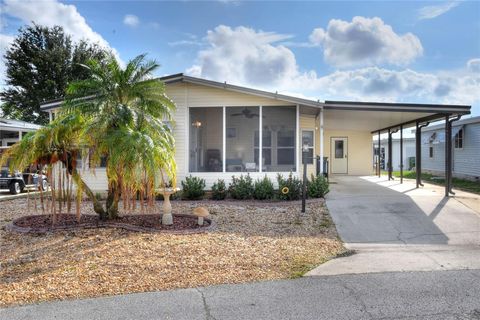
left=191, top=120, right=202, bottom=128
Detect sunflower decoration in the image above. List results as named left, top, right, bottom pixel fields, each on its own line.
left=281, top=186, right=289, bottom=195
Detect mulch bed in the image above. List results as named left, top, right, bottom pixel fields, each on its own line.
left=8, top=213, right=213, bottom=234
left=0, top=197, right=344, bottom=308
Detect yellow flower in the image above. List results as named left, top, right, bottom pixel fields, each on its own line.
left=281, top=187, right=289, bottom=194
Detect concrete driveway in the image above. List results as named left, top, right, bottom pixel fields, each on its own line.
left=308, top=176, right=480, bottom=276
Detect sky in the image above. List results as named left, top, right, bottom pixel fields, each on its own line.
left=0, top=0, right=479, bottom=116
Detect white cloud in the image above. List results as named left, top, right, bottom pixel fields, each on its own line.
left=187, top=25, right=297, bottom=86
left=292, top=67, right=480, bottom=106
left=123, top=14, right=139, bottom=27
left=467, top=58, right=480, bottom=73
left=309, top=17, right=423, bottom=67
left=1, top=0, right=121, bottom=62
left=418, top=1, right=459, bottom=20
left=186, top=24, right=479, bottom=109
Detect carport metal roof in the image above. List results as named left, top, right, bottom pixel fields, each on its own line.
left=323, top=101, right=471, bottom=134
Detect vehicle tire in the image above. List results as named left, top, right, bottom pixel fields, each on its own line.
left=41, top=179, right=48, bottom=191
left=9, top=181, right=22, bottom=195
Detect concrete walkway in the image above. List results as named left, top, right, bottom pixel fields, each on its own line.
left=307, top=176, right=480, bottom=276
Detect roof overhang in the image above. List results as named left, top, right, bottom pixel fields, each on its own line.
left=322, top=100, right=470, bottom=133
left=0, top=118, right=42, bottom=132
left=39, top=74, right=471, bottom=133
left=163, top=73, right=325, bottom=108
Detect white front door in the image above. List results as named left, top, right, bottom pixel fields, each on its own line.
left=331, top=137, right=348, bottom=174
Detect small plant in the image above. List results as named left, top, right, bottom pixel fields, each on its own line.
left=181, top=175, right=206, bottom=200
left=253, top=175, right=275, bottom=200
left=211, top=179, right=227, bottom=200
left=229, top=174, right=254, bottom=200
left=95, top=192, right=103, bottom=201
left=307, top=174, right=329, bottom=198
left=277, top=173, right=302, bottom=200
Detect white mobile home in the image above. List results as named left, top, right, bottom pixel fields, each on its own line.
left=373, top=137, right=416, bottom=172
left=420, top=116, right=480, bottom=181
left=40, top=74, right=471, bottom=191
left=0, top=118, right=41, bottom=147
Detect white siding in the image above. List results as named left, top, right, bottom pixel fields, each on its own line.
left=80, top=82, right=311, bottom=191
left=169, top=82, right=306, bottom=188
left=422, top=122, right=480, bottom=179
left=377, top=139, right=416, bottom=171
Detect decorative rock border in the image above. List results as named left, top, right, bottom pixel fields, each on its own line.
left=6, top=213, right=216, bottom=235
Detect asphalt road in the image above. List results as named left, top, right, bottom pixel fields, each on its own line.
left=2, top=269, right=480, bottom=320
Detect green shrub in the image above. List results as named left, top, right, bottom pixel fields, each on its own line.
left=211, top=179, right=227, bottom=200
left=181, top=175, right=206, bottom=200
left=307, top=174, right=329, bottom=198
left=253, top=175, right=275, bottom=200
left=277, top=173, right=302, bottom=201
left=229, top=174, right=254, bottom=200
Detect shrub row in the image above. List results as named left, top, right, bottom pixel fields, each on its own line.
left=180, top=173, right=328, bottom=201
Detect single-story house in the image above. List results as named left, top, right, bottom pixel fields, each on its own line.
left=0, top=118, right=41, bottom=147
left=373, top=137, right=416, bottom=172
left=40, top=73, right=471, bottom=191
left=418, top=116, right=480, bottom=181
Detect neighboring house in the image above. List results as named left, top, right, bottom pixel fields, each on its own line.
left=420, top=116, right=480, bottom=181
left=0, top=118, right=41, bottom=147
left=40, top=74, right=471, bottom=190
left=373, top=137, right=416, bottom=171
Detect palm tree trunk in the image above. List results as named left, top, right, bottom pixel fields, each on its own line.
left=106, top=182, right=120, bottom=219
left=71, top=169, right=107, bottom=220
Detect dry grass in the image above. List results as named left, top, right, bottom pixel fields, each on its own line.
left=0, top=197, right=343, bottom=307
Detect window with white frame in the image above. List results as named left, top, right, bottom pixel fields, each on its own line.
left=302, top=130, right=314, bottom=164
left=454, top=128, right=464, bottom=149
left=188, top=106, right=297, bottom=173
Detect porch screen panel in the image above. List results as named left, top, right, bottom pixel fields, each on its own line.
left=189, top=107, right=223, bottom=172
left=263, top=106, right=296, bottom=172
left=226, top=107, right=260, bottom=172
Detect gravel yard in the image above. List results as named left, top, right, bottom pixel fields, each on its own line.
left=0, top=197, right=344, bottom=307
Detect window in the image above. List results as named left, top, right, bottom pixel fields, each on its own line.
left=335, top=140, right=344, bottom=158
left=226, top=107, right=259, bottom=172
left=302, top=130, right=314, bottom=164
left=263, top=106, right=296, bottom=172
left=429, top=146, right=434, bottom=158
left=189, top=107, right=223, bottom=172
left=188, top=105, right=297, bottom=173
left=455, top=128, right=464, bottom=149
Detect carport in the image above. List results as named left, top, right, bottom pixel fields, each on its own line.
left=0, top=118, right=41, bottom=148
left=321, top=101, right=471, bottom=197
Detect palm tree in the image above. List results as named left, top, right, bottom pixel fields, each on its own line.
left=2, top=113, right=104, bottom=221
left=64, top=53, right=176, bottom=220
left=2, top=54, right=177, bottom=221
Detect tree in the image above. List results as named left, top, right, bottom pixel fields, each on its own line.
left=1, top=24, right=107, bottom=124
left=1, top=54, right=177, bottom=221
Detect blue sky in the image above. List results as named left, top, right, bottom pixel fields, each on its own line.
left=1, top=0, right=479, bottom=115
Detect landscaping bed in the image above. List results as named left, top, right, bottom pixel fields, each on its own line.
left=0, top=197, right=343, bottom=307
left=8, top=213, right=213, bottom=234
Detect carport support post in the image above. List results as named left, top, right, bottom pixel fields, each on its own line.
left=387, top=129, right=393, bottom=180
left=444, top=114, right=457, bottom=197
left=416, top=121, right=430, bottom=188
left=400, top=125, right=403, bottom=184
left=377, top=131, right=381, bottom=177
left=415, top=122, right=422, bottom=188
